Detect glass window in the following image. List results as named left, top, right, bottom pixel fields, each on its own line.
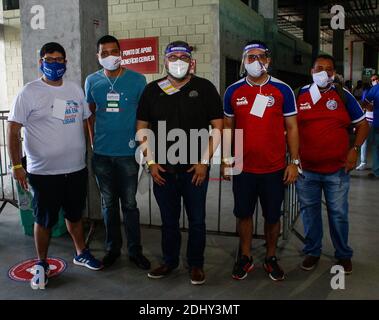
left=3, top=0, right=20, bottom=11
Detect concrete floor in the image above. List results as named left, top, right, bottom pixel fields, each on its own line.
left=0, top=169, right=378, bottom=300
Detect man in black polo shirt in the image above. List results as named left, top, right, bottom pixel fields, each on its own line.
left=136, top=41, right=223, bottom=285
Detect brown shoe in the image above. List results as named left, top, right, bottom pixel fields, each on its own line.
left=147, top=264, right=175, bottom=279
left=301, top=255, right=320, bottom=271
left=336, top=259, right=352, bottom=275
left=190, top=267, right=206, bottom=285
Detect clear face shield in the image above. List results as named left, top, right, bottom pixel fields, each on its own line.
left=239, top=48, right=270, bottom=78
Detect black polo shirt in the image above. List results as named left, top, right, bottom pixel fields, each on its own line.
left=137, top=75, right=223, bottom=173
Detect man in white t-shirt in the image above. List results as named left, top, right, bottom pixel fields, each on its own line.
left=7, top=42, right=103, bottom=288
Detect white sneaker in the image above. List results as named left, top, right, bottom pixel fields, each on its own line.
left=356, top=163, right=367, bottom=171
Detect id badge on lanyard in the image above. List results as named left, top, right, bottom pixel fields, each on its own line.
left=250, top=94, right=269, bottom=118
left=106, top=92, right=120, bottom=113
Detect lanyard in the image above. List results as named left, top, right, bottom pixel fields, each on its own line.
left=246, top=76, right=270, bottom=94
left=103, top=69, right=122, bottom=93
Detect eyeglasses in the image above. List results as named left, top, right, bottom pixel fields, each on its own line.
left=314, top=67, right=334, bottom=73
left=42, top=57, right=65, bottom=63
left=245, top=54, right=268, bottom=62
left=100, top=49, right=121, bottom=58
left=166, top=55, right=191, bottom=63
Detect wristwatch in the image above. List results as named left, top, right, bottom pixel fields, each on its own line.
left=290, top=159, right=301, bottom=166
left=200, top=159, right=210, bottom=166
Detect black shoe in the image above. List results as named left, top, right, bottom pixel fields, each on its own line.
left=263, top=256, right=285, bottom=281
left=129, top=253, right=151, bottom=270
left=232, top=255, right=255, bottom=280
left=102, top=251, right=120, bottom=268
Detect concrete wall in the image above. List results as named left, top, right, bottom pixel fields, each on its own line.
left=20, top=0, right=108, bottom=86
left=1, top=9, right=22, bottom=110
left=20, top=0, right=82, bottom=85
left=276, top=29, right=313, bottom=82
left=0, top=1, right=7, bottom=109
left=108, top=0, right=220, bottom=88
left=80, top=0, right=109, bottom=84
left=219, top=0, right=264, bottom=93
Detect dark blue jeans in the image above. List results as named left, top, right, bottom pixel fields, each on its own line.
left=153, top=171, right=209, bottom=269
left=296, top=168, right=353, bottom=260
left=92, top=154, right=142, bottom=257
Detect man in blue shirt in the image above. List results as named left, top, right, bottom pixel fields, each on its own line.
left=364, top=74, right=379, bottom=179
left=85, top=35, right=150, bottom=269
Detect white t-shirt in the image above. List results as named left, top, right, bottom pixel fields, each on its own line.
left=8, top=78, right=91, bottom=175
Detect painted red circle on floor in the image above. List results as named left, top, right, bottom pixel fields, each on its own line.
left=8, top=257, right=67, bottom=282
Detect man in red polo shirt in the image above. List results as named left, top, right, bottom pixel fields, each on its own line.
left=223, top=40, right=300, bottom=282
left=296, top=54, right=369, bottom=274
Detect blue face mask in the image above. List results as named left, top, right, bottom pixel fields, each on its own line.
left=40, top=61, right=66, bottom=81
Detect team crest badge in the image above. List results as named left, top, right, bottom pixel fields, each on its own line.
left=326, top=99, right=338, bottom=110
left=267, top=95, right=275, bottom=107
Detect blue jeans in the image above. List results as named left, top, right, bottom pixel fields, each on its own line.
left=295, top=168, right=353, bottom=259
left=153, top=171, right=209, bottom=269
left=92, top=154, right=142, bottom=257
left=372, top=128, right=379, bottom=177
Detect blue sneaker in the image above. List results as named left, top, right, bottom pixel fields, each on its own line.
left=30, top=260, right=49, bottom=289
left=73, top=249, right=103, bottom=271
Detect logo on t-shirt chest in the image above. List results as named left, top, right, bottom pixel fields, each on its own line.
left=236, top=96, right=249, bottom=106
left=326, top=99, right=338, bottom=111
left=63, top=100, right=80, bottom=124
left=299, top=102, right=312, bottom=110
left=267, top=95, right=275, bottom=107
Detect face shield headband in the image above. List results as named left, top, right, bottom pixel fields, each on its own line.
left=164, top=46, right=192, bottom=57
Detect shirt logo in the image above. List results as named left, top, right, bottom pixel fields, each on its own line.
left=63, top=100, right=80, bottom=125
left=189, top=90, right=199, bottom=98
left=299, top=102, right=312, bottom=110
left=326, top=99, right=338, bottom=110
left=267, top=95, right=275, bottom=107
left=236, top=97, right=249, bottom=106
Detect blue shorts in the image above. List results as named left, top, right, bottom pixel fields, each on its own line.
left=28, top=168, right=88, bottom=229
left=232, top=169, right=285, bottom=224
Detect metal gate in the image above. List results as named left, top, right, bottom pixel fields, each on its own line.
left=1, top=109, right=304, bottom=242
left=137, top=166, right=304, bottom=241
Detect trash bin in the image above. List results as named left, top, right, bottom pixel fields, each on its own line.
left=16, top=182, right=67, bottom=238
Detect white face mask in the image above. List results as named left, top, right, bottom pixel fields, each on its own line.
left=372, top=80, right=378, bottom=87
left=312, top=71, right=333, bottom=88
left=99, top=55, right=122, bottom=71
left=245, top=60, right=267, bottom=78
left=168, top=60, right=190, bottom=79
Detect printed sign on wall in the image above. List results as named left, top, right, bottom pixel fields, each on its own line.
left=119, top=37, right=159, bottom=74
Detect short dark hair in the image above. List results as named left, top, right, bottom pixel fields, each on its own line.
left=244, top=40, right=270, bottom=54
left=40, top=42, right=66, bottom=59
left=312, top=54, right=336, bottom=70
left=371, top=73, right=379, bottom=78
left=97, top=35, right=120, bottom=52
